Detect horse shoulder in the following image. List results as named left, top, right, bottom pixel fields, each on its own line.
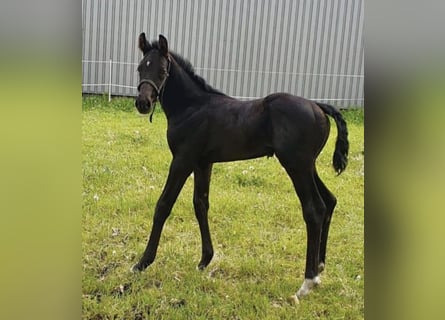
left=166, top=107, right=210, bottom=154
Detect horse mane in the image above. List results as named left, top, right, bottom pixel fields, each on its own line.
left=149, top=41, right=226, bottom=96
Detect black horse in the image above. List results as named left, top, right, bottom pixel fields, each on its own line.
left=133, top=34, right=348, bottom=300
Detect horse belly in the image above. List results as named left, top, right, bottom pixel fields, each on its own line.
left=204, top=107, right=273, bottom=162
left=205, top=138, right=273, bottom=163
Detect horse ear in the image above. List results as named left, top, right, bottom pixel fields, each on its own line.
left=138, top=32, right=151, bottom=55
left=159, top=34, right=169, bottom=57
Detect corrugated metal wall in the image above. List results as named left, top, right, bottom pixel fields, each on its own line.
left=82, top=0, right=363, bottom=108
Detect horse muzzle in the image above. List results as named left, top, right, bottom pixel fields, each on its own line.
left=135, top=96, right=153, bottom=115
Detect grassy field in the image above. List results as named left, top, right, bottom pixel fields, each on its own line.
left=82, top=95, right=364, bottom=319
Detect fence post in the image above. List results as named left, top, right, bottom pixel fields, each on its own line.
left=108, top=59, right=112, bottom=102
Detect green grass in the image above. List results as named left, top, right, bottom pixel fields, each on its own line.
left=82, top=95, right=364, bottom=319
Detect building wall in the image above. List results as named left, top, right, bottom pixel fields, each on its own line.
left=82, top=0, right=363, bottom=108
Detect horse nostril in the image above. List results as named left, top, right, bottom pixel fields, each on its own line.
left=134, top=97, right=152, bottom=114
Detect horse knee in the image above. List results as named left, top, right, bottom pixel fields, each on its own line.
left=153, top=200, right=172, bottom=224
left=193, top=195, right=209, bottom=214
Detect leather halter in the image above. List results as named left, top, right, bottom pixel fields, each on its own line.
left=137, top=56, right=171, bottom=122
left=137, top=56, right=171, bottom=99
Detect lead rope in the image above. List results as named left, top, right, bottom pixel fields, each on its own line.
left=149, top=104, right=156, bottom=123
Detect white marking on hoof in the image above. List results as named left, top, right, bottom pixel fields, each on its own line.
left=130, top=264, right=140, bottom=273
left=318, top=262, right=325, bottom=273
left=287, top=294, right=300, bottom=305
left=296, top=276, right=321, bottom=298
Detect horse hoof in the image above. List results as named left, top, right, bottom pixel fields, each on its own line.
left=130, top=262, right=147, bottom=273
left=287, top=294, right=300, bottom=305
left=197, top=261, right=211, bottom=271
left=296, top=276, right=321, bottom=298
left=197, top=257, right=212, bottom=271
left=130, top=264, right=141, bottom=273
left=318, top=262, right=325, bottom=273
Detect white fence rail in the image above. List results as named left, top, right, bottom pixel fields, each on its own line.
left=82, top=59, right=364, bottom=105
left=82, top=59, right=138, bottom=101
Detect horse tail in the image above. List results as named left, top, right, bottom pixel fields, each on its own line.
left=316, top=102, right=349, bottom=174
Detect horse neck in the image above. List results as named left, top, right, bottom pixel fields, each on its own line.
left=160, top=59, right=206, bottom=120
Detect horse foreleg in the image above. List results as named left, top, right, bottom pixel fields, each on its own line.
left=132, top=158, right=193, bottom=272
left=193, top=163, right=214, bottom=270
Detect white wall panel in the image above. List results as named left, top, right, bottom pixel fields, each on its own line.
left=82, top=0, right=364, bottom=107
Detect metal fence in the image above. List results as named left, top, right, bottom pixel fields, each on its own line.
left=82, top=0, right=363, bottom=107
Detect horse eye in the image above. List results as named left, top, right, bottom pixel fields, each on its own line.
left=146, top=61, right=151, bottom=67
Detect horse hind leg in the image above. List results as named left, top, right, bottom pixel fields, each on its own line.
left=278, top=155, right=327, bottom=299
left=315, top=171, right=337, bottom=274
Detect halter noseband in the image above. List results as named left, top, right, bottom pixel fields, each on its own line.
left=137, top=79, right=162, bottom=96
